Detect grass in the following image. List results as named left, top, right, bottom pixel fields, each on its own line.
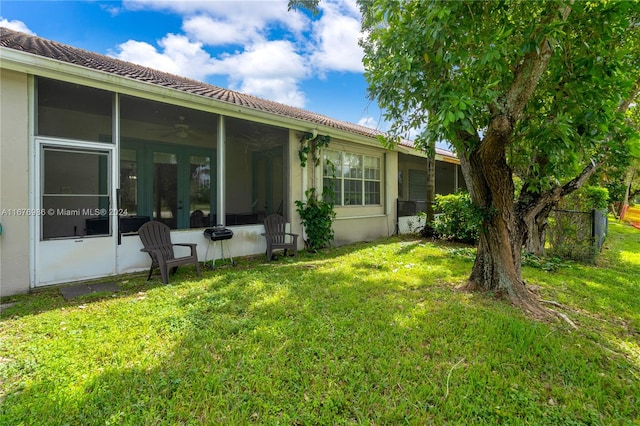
left=1, top=220, right=639, bottom=425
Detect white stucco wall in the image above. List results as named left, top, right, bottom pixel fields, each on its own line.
left=332, top=149, right=398, bottom=246
left=0, top=69, right=31, bottom=297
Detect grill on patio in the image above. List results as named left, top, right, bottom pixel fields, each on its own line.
left=203, top=226, right=235, bottom=268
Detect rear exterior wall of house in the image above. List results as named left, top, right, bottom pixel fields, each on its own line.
left=0, top=69, right=30, bottom=297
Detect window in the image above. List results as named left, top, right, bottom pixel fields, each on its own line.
left=409, top=169, right=427, bottom=201
left=323, top=149, right=381, bottom=206
left=435, top=161, right=457, bottom=195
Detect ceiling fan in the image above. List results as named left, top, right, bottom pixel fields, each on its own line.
left=149, top=116, right=201, bottom=140
left=172, top=116, right=191, bottom=139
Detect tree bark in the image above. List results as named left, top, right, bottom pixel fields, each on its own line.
left=523, top=203, right=554, bottom=257
left=519, top=160, right=599, bottom=255
left=425, top=155, right=436, bottom=223
left=459, top=126, right=548, bottom=317
left=454, top=3, right=571, bottom=317
left=455, top=0, right=570, bottom=312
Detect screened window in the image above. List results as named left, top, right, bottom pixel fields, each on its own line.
left=37, top=77, right=113, bottom=142
left=225, top=117, right=287, bottom=225
left=120, top=95, right=217, bottom=230
left=323, top=150, right=381, bottom=206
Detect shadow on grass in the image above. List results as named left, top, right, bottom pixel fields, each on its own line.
left=0, top=235, right=427, bottom=320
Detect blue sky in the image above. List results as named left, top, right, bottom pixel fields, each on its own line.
left=1, top=0, right=386, bottom=130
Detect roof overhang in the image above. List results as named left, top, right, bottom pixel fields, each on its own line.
left=0, top=45, right=456, bottom=157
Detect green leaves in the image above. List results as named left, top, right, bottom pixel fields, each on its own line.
left=431, top=192, right=494, bottom=245
left=299, top=134, right=331, bottom=168
left=295, top=188, right=336, bottom=251
left=362, top=0, right=639, bottom=172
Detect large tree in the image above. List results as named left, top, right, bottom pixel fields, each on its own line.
left=358, top=1, right=640, bottom=315
left=288, top=1, right=639, bottom=315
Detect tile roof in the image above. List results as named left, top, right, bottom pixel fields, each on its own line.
left=0, top=27, right=455, bottom=158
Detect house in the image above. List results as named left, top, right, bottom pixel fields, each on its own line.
left=0, top=28, right=464, bottom=297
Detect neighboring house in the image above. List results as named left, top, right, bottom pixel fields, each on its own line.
left=0, top=29, right=463, bottom=297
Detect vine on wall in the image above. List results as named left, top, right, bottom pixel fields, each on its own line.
left=298, top=132, right=331, bottom=168
left=295, top=131, right=336, bottom=251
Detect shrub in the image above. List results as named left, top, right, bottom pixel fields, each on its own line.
left=561, top=185, right=609, bottom=211
left=432, top=192, right=486, bottom=244
left=583, top=186, right=609, bottom=210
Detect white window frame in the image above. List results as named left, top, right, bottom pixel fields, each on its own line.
left=323, top=149, right=382, bottom=207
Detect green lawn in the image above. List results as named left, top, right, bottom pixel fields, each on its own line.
left=1, top=221, right=639, bottom=425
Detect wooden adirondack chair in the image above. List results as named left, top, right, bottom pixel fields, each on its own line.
left=262, top=214, right=298, bottom=262
left=138, top=221, right=200, bottom=284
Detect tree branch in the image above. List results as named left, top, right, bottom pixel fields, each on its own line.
left=505, top=4, right=572, bottom=121
left=619, top=75, right=640, bottom=114
left=483, top=4, right=572, bottom=160
left=519, top=70, right=638, bottom=223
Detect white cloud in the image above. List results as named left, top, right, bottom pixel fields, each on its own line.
left=112, top=0, right=365, bottom=108
left=111, top=34, right=217, bottom=81
left=100, top=3, right=123, bottom=17
left=213, top=40, right=308, bottom=79
left=112, top=34, right=308, bottom=107
left=358, top=116, right=378, bottom=129
left=123, top=0, right=309, bottom=45
left=310, top=0, right=364, bottom=73
left=0, top=17, right=35, bottom=35
left=210, top=40, right=309, bottom=106
left=182, top=15, right=264, bottom=46
left=240, top=77, right=306, bottom=107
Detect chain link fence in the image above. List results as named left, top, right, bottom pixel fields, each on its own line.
left=547, top=208, right=608, bottom=262
left=397, top=200, right=608, bottom=263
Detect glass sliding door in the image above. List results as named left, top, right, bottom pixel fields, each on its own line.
left=120, top=149, right=139, bottom=216
left=120, top=95, right=217, bottom=230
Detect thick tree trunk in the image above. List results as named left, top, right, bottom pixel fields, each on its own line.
left=516, top=189, right=557, bottom=257
left=453, top=3, right=572, bottom=317
left=519, top=158, right=600, bottom=256
left=458, top=126, right=547, bottom=317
